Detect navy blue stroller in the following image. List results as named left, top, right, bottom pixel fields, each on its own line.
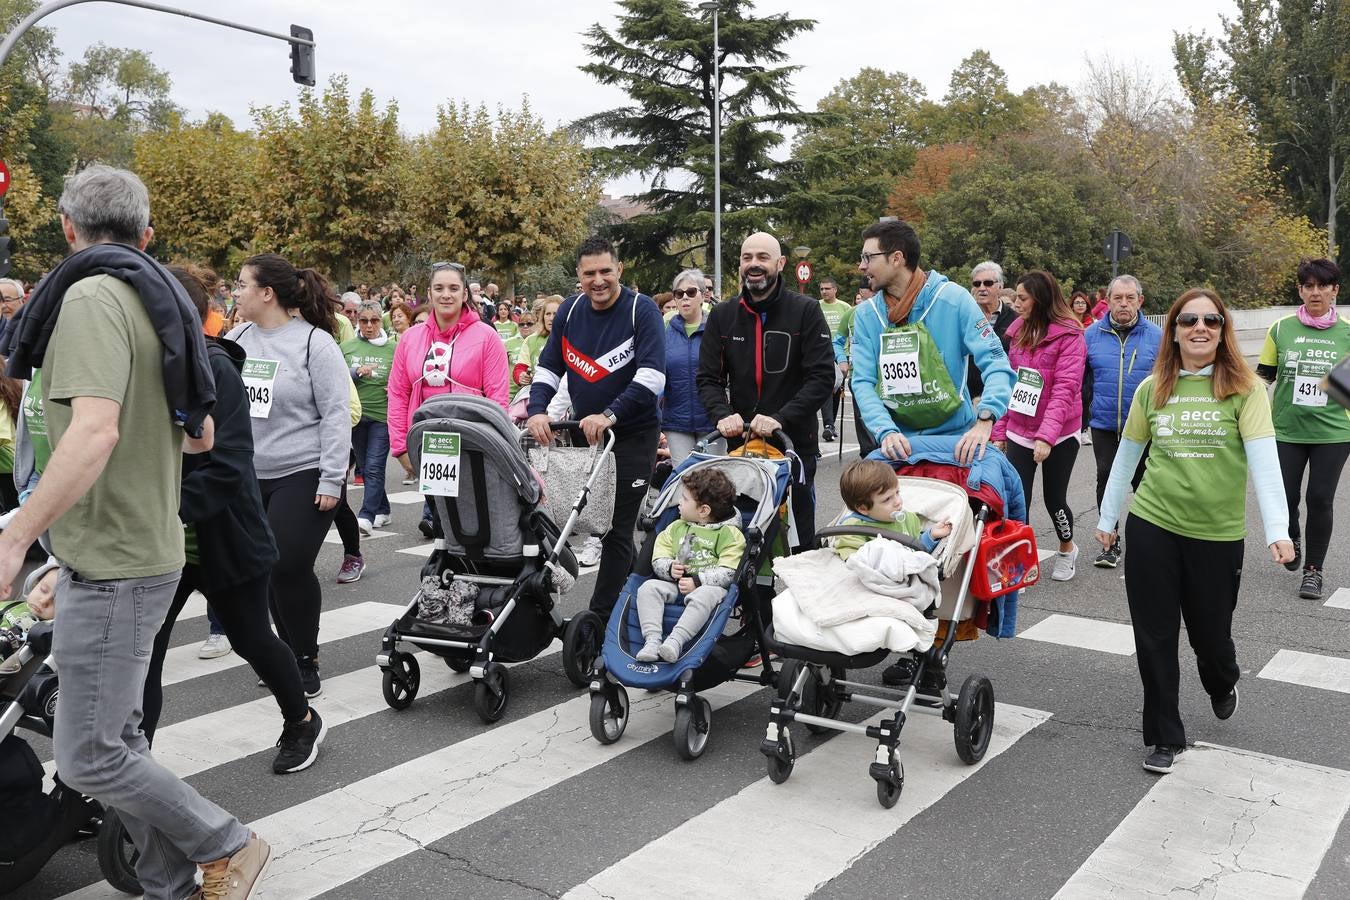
left=586, top=435, right=795, bottom=759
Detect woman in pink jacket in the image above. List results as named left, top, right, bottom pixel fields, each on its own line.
left=992, top=270, right=1087, bottom=582
left=388, top=262, right=509, bottom=534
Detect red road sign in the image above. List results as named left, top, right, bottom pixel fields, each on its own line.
left=795, top=261, right=813, bottom=285
left=0, top=159, right=10, bottom=198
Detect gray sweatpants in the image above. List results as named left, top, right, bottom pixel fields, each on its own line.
left=635, top=579, right=726, bottom=645
left=52, top=567, right=251, bottom=900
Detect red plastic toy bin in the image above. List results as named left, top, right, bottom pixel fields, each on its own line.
left=970, top=518, right=1039, bottom=600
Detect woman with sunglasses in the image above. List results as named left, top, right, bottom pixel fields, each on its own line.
left=1256, top=258, right=1349, bottom=601
left=512, top=297, right=557, bottom=392
left=661, top=269, right=723, bottom=464
left=342, top=300, right=396, bottom=536
left=991, top=270, right=1087, bottom=581
left=1097, top=289, right=1293, bottom=775
left=387, top=261, right=508, bottom=535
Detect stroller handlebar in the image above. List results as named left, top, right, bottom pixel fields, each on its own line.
left=694, top=426, right=796, bottom=456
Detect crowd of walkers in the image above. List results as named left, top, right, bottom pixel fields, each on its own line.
left=0, top=163, right=1345, bottom=897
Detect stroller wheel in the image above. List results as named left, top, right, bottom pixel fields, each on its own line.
left=588, top=684, right=629, bottom=744
left=766, top=726, right=795, bottom=784
left=381, top=653, right=421, bottom=710
left=473, top=664, right=511, bottom=723
left=562, top=610, right=603, bottom=688
left=953, top=675, right=995, bottom=764
left=37, top=681, right=59, bottom=728
left=777, top=661, right=830, bottom=735
left=97, top=807, right=143, bottom=896
left=673, top=695, right=712, bottom=761
left=874, top=755, right=905, bottom=809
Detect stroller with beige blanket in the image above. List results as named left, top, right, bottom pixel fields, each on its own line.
left=760, top=437, right=1031, bottom=808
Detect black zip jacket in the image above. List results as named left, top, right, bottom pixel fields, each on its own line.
left=179, top=337, right=278, bottom=593
left=696, top=278, right=836, bottom=455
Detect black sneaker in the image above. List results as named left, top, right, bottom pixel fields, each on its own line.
left=822, top=425, right=836, bottom=442
left=1094, top=539, right=1122, bottom=569
left=1143, top=744, right=1184, bottom=773
left=1211, top=685, right=1238, bottom=720
left=1299, top=567, right=1323, bottom=601
left=272, top=708, right=327, bottom=774
left=1284, top=538, right=1302, bottom=572
left=881, top=656, right=917, bottom=686
left=418, top=518, right=435, bottom=539
left=298, top=656, right=322, bottom=699
left=916, top=665, right=947, bottom=697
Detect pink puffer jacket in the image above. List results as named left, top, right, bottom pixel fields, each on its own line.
left=991, top=318, right=1086, bottom=445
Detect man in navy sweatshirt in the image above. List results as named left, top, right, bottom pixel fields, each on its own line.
left=527, top=236, right=666, bottom=617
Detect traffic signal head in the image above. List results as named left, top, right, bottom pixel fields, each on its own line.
left=290, top=25, right=315, bottom=87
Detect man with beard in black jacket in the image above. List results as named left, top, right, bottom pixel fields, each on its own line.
left=697, top=231, right=835, bottom=550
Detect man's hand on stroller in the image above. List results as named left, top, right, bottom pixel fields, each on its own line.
left=526, top=414, right=554, bottom=446
left=749, top=414, right=780, bottom=438
left=880, top=430, right=911, bottom=460
left=954, top=418, right=994, bottom=465
left=578, top=413, right=611, bottom=444
left=717, top=413, right=745, bottom=438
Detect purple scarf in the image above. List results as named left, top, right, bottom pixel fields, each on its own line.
left=1298, top=304, right=1340, bottom=329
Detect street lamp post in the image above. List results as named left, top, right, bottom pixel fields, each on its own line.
left=698, top=1, right=721, bottom=300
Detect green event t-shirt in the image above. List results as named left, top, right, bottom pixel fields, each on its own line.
left=503, top=332, right=525, bottom=400
left=494, top=319, right=520, bottom=341
left=1122, top=373, right=1274, bottom=541
left=23, top=368, right=52, bottom=473
left=341, top=337, right=396, bottom=423
left=819, top=299, right=849, bottom=340
left=43, top=275, right=185, bottom=579
left=1258, top=314, right=1350, bottom=444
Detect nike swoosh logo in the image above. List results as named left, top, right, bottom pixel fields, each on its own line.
left=631, top=478, right=648, bottom=488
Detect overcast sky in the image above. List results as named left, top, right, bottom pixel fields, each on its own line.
left=31, top=0, right=1236, bottom=195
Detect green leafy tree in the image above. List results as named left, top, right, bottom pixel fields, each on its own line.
left=919, top=50, right=1039, bottom=144
left=573, top=0, right=815, bottom=288
left=244, top=75, right=405, bottom=287
left=54, top=43, right=179, bottom=168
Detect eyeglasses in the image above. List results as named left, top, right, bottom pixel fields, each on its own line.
left=519, top=320, right=536, bottom=326
left=673, top=287, right=701, bottom=299
left=357, top=317, right=381, bottom=324
left=859, top=251, right=888, bottom=265
left=1177, top=312, right=1224, bottom=328
left=972, top=279, right=999, bottom=288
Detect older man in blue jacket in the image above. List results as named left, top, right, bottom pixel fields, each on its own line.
left=1083, top=274, right=1162, bottom=568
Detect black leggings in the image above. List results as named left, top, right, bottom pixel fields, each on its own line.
left=142, top=566, right=308, bottom=742
left=1006, top=438, right=1079, bottom=544
left=1092, top=429, right=1148, bottom=530
left=259, top=469, right=338, bottom=660
left=1277, top=440, right=1350, bottom=570
left=333, top=483, right=361, bottom=556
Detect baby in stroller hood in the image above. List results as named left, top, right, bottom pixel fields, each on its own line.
left=0, top=561, right=59, bottom=670
left=636, top=468, right=745, bottom=663
left=832, top=460, right=952, bottom=560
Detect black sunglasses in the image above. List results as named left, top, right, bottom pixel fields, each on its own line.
left=673, top=287, right=701, bottom=299
left=972, top=279, right=999, bottom=288
left=1177, top=312, right=1224, bottom=328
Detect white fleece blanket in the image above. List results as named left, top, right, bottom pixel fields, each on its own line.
left=771, top=549, right=938, bottom=655
left=846, top=539, right=940, bottom=614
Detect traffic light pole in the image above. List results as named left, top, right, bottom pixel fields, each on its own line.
left=0, top=0, right=314, bottom=77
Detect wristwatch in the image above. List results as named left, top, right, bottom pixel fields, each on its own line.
left=976, top=408, right=996, bottom=423
left=602, top=409, right=618, bottom=426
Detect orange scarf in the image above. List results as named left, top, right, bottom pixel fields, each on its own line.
left=884, top=268, right=927, bottom=325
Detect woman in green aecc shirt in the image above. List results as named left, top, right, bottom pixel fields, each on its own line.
left=1096, top=288, right=1294, bottom=777
left=1256, top=258, right=1350, bottom=603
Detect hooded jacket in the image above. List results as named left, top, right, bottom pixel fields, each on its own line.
left=1083, top=314, right=1162, bottom=433
left=180, top=337, right=278, bottom=592
left=696, top=277, right=835, bottom=455
left=387, top=304, right=509, bottom=457
left=991, top=318, right=1087, bottom=445
left=661, top=313, right=715, bottom=434
left=850, top=270, right=1014, bottom=443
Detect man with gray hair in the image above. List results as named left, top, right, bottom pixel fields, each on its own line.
left=966, top=261, right=1016, bottom=398
left=0, top=277, right=24, bottom=344
left=0, top=165, right=267, bottom=899
left=1083, top=273, right=1160, bottom=568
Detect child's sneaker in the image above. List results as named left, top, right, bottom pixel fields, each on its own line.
left=657, top=636, right=683, bottom=662
left=635, top=638, right=662, bottom=662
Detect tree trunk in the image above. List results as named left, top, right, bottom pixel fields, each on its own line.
left=1329, top=151, right=1339, bottom=259
left=334, top=258, right=352, bottom=290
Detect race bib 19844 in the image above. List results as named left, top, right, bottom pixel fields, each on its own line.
left=419, top=432, right=462, bottom=497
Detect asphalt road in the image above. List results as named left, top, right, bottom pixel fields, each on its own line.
left=16, top=399, right=1350, bottom=900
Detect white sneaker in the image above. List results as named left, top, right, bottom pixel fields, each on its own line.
left=1079, top=430, right=1093, bottom=446
left=198, top=633, right=232, bottom=659
left=374, top=513, right=393, bottom=528
left=357, top=517, right=374, bottom=536
left=1051, top=545, right=1079, bottom=581
left=576, top=535, right=604, bottom=567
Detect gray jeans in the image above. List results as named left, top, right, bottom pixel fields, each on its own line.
left=52, top=567, right=250, bottom=900
left=635, top=578, right=726, bottom=646
left=664, top=431, right=725, bottom=467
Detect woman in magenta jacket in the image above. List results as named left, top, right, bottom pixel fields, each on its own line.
left=992, top=270, right=1088, bottom=582
left=388, top=262, right=509, bottom=494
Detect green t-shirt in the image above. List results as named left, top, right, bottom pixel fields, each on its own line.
left=44, top=275, right=185, bottom=579
left=1258, top=314, right=1350, bottom=444
left=1123, top=373, right=1274, bottom=541
left=831, top=510, right=923, bottom=560
left=819, top=299, right=849, bottom=340
left=335, top=314, right=356, bottom=345
left=503, top=333, right=525, bottom=400
left=494, top=319, right=519, bottom=341
left=341, top=337, right=396, bottom=423
left=23, top=369, right=51, bottom=473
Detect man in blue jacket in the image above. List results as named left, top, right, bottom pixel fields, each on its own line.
left=1084, top=274, right=1160, bottom=568
left=527, top=236, right=666, bottom=616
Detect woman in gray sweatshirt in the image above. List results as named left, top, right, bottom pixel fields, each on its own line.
left=228, top=253, right=352, bottom=699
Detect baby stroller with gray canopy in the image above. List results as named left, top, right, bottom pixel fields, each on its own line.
left=376, top=394, right=608, bottom=723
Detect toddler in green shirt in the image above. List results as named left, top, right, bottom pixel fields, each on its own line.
left=636, top=468, right=746, bottom=662
left=832, top=459, right=951, bottom=560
